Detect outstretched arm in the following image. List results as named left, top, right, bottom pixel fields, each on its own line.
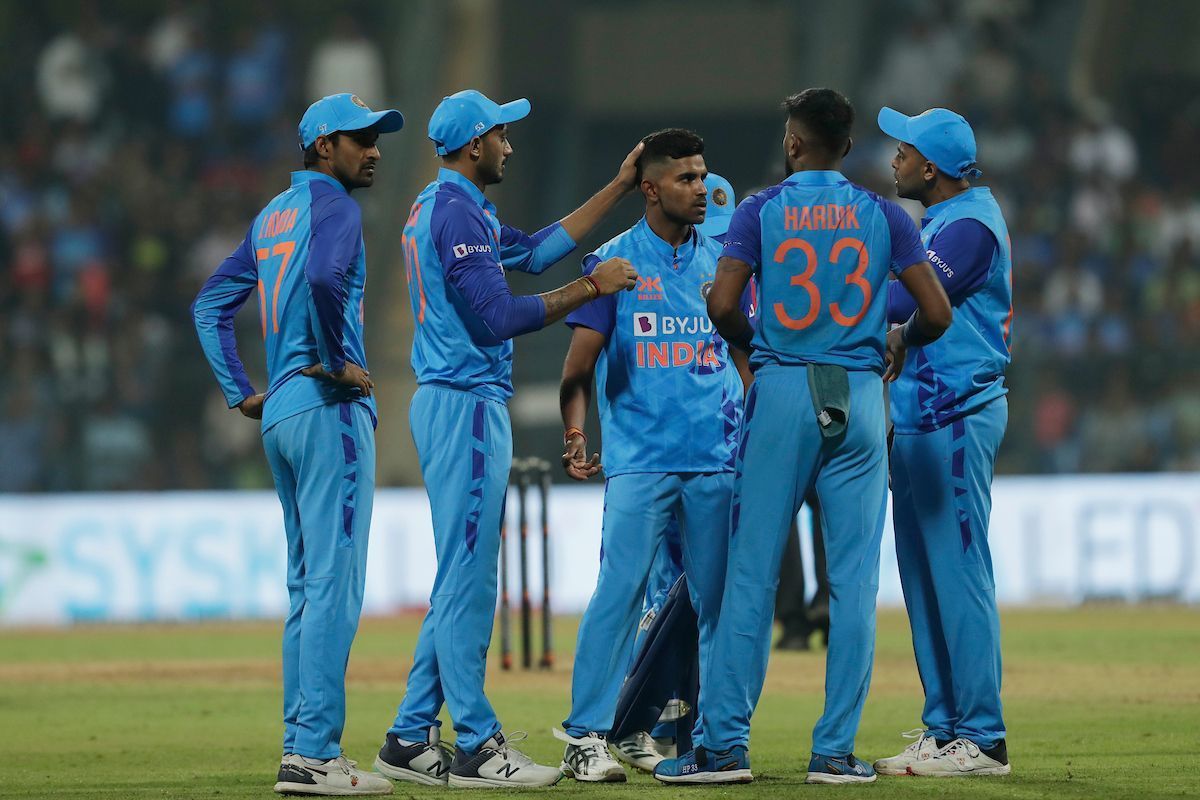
left=500, top=142, right=644, bottom=274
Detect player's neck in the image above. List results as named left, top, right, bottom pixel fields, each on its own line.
left=924, top=178, right=971, bottom=208
left=646, top=210, right=692, bottom=248
left=442, top=161, right=489, bottom=195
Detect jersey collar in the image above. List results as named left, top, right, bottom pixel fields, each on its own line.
left=783, top=169, right=846, bottom=186
left=635, top=216, right=699, bottom=268
left=437, top=167, right=497, bottom=214
left=290, top=170, right=349, bottom=194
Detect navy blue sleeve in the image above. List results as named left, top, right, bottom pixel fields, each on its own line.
left=192, top=226, right=258, bottom=406
left=886, top=218, right=998, bottom=322
left=306, top=194, right=361, bottom=373
left=721, top=195, right=765, bottom=270
left=880, top=199, right=928, bottom=274
left=564, top=253, right=616, bottom=338
left=435, top=199, right=546, bottom=340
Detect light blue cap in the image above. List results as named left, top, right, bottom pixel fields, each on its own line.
left=298, top=93, right=404, bottom=149
left=428, top=89, right=531, bottom=156
left=697, top=173, right=736, bottom=237
left=877, top=106, right=982, bottom=179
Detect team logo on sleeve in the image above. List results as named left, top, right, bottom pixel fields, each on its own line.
left=633, top=312, right=658, bottom=336
left=452, top=243, right=493, bottom=258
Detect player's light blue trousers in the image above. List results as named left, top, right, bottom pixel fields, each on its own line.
left=564, top=471, right=732, bottom=738
left=390, top=384, right=510, bottom=754
left=633, top=518, right=684, bottom=662
left=263, top=401, right=376, bottom=761
left=700, top=365, right=887, bottom=757
left=890, top=397, right=1007, bottom=749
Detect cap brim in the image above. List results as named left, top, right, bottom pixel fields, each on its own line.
left=341, top=108, right=405, bottom=135
left=877, top=106, right=912, bottom=144
left=496, top=98, right=531, bottom=125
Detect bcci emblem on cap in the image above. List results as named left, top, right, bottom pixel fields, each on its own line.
left=712, top=187, right=728, bottom=207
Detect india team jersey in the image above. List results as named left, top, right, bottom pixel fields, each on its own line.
left=403, top=168, right=576, bottom=401
left=566, top=218, right=747, bottom=476
left=890, top=187, right=1013, bottom=433
left=193, top=170, right=375, bottom=433
left=722, top=170, right=927, bottom=373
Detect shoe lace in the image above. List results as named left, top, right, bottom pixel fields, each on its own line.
left=940, top=738, right=980, bottom=758
left=495, top=731, right=536, bottom=767
left=426, top=728, right=454, bottom=762
left=553, top=728, right=610, bottom=766
left=898, top=728, right=929, bottom=755
left=632, top=730, right=657, bottom=753
left=331, top=754, right=356, bottom=774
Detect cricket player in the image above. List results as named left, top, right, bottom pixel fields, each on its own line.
left=609, top=171, right=743, bottom=772
left=654, top=88, right=952, bottom=785
left=192, top=93, right=403, bottom=796
left=373, top=89, right=641, bottom=789
left=872, top=107, right=1013, bottom=778
left=554, top=130, right=750, bottom=782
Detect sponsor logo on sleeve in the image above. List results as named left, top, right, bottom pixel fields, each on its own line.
left=452, top=243, right=493, bottom=259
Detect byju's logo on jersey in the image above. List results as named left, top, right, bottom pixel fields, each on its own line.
left=633, top=312, right=658, bottom=337
left=452, top=243, right=493, bottom=259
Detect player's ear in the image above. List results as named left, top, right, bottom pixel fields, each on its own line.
left=640, top=177, right=657, bottom=203
left=843, top=136, right=854, bottom=158
left=469, top=136, right=483, bottom=161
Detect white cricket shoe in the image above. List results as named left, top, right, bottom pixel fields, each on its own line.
left=872, top=729, right=942, bottom=776
left=448, top=731, right=563, bottom=788
left=653, top=736, right=678, bottom=759
left=611, top=730, right=664, bottom=773
left=274, top=753, right=393, bottom=795
left=555, top=729, right=627, bottom=782
left=374, top=726, right=452, bottom=785
left=908, top=738, right=1011, bottom=777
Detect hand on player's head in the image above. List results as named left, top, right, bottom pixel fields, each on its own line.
left=592, top=257, right=638, bottom=295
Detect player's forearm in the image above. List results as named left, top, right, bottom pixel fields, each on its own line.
left=559, top=374, right=592, bottom=432
left=539, top=278, right=600, bottom=326
left=558, top=180, right=626, bottom=243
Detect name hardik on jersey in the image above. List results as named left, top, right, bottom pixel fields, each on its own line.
left=722, top=170, right=927, bottom=373
left=193, top=170, right=375, bottom=433
left=566, top=217, right=748, bottom=476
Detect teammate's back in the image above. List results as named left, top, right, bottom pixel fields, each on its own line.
left=725, top=174, right=921, bottom=373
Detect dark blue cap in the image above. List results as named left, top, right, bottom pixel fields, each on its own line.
left=428, top=90, right=531, bottom=156
left=878, top=106, right=982, bottom=179
left=298, top=93, right=404, bottom=150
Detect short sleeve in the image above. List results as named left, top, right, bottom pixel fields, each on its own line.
left=720, top=195, right=765, bottom=271
left=879, top=199, right=928, bottom=274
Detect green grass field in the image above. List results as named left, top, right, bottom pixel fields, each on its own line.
left=2, top=607, right=1198, bottom=799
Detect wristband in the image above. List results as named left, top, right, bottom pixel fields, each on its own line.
left=564, top=427, right=586, bottom=444
left=583, top=275, right=601, bottom=298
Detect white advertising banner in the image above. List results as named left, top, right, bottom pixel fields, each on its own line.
left=0, top=475, right=1197, bottom=625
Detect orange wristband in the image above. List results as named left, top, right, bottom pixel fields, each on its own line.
left=564, top=427, right=586, bottom=444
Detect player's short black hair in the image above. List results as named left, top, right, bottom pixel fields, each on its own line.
left=302, top=132, right=341, bottom=167
left=781, top=89, right=855, bottom=155
left=636, top=128, right=705, bottom=182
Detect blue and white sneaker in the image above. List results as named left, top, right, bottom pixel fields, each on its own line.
left=653, top=746, right=753, bottom=784
left=806, top=752, right=877, bottom=784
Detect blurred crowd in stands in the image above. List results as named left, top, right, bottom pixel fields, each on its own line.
left=0, top=2, right=1196, bottom=491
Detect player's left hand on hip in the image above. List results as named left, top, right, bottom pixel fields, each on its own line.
left=237, top=393, right=266, bottom=420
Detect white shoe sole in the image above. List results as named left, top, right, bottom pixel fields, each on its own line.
left=908, top=763, right=1011, bottom=777
left=373, top=756, right=447, bottom=786
left=654, top=769, right=753, bottom=784
left=273, top=780, right=394, bottom=796
left=560, top=762, right=627, bottom=782
left=805, top=772, right=878, bottom=784
left=447, top=772, right=564, bottom=788
left=873, top=762, right=914, bottom=776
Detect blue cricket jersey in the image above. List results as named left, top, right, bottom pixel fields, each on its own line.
left=192, top=170, right=375, bottom=433
left=887, top=187, right=1013, bottom=433
left=722, top=170, right=928, bottom=373
left=403, top=168, right=576, bottom=401
left=565, top=218, right=748, bottom=476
